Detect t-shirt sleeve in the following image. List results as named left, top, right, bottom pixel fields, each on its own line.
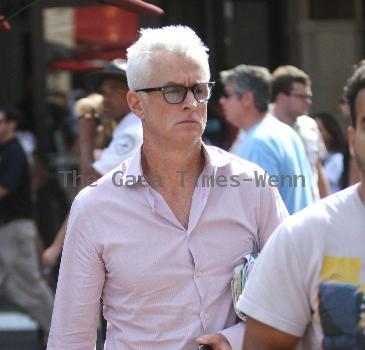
left=0, top=145, right=25, bottom=193
left=93, top=131, right=141, bottom=175
left=256, top=182, right=289, bottom=249
left=236, top=222, right=312, bottom=337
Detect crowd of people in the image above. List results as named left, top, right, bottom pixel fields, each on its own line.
left=0, top=24, right=364, bottom=350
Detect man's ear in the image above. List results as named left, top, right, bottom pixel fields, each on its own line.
left=127, top=90, right=145, bottom=120
left=276, top=92, right=288, bottom=104
left=241, top=91, right=254, bottom=108
left=8, top=120, right=17, bottom=132
left=348, top=125, right=355, bottom=157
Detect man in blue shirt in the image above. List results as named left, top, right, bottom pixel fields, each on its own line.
left=220, top=64, right=313, bottom=214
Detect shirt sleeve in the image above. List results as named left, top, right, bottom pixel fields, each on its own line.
left=93, top=130, right=141, bottom=175
left=236, top=221, right=312, bottom=337
left=47, top=197, right=105, bottom=349
left=218, top=322, right=245, bottom=350
left=256, top=183, right=289, bottom=250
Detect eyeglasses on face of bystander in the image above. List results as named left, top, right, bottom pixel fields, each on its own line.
left=135, top=82, right=215, bottom=104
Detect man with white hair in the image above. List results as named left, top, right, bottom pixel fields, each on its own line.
left=47, top=26, right=287, bottom=350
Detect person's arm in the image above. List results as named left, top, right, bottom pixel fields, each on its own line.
left=243, top=317, right=299, bottom=350
left=47, top=198, right=104, bottom=349
left=78, top=116, right=102, bottom=185
left=316, top=161, right=330, bottom=198
left=42, top=115, right=102, bottom=268
left=41, top=214, right=68, bottom=267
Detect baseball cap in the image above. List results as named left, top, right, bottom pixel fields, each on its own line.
left=85, top=59, right=128, bottom=91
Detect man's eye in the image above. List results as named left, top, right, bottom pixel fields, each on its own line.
left=194, top=85, right=207, bottom=95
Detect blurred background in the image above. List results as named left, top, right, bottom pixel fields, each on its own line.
left=0, top=0, right=364, bottom=348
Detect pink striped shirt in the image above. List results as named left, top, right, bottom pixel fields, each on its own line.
left=47, top=145, right=288, bottom=350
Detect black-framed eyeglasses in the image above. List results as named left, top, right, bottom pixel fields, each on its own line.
left=135, top=82, right=215, bottom=104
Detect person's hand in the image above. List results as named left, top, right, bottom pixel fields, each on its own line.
left=41, top=244, right=61, bottom=268
left=196, top=333, right=232, bottom=350
left=74, top=94, right=102, bottom=117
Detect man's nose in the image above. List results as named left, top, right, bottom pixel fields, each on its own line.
left=182, top=89, right=197, bottom=107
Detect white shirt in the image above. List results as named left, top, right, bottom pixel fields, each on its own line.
left=93, top=112, right=142, bottom=175
left=237, top=184, right=365, bottom=349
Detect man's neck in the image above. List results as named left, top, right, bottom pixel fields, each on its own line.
left=240, top=110, right=267, bottom=131
left=272, top=103, right=295, bottom=126
left=141, top=138, right=204, bottom=190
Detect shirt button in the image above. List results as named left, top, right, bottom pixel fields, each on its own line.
left=204, top=312, right=209, bottom=320
left=196, top=270, right=202, bottom=278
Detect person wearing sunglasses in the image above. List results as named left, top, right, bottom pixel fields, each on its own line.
left=220, top=64, right=313, bottom=214
left=47, top=26, right=287, bottom=350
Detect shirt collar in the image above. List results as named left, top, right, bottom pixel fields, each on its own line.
left=115, top=112, right=138, bottom=133
left=122, top=144, right=145, bottom=187
left=201, top=143, right=233, bottom=169
left=122, top=142, right=233, bottom=188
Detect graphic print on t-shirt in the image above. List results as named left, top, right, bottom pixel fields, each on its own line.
left=318, top=256, right=365, bottom=349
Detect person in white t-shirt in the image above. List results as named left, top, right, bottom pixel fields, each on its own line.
left=238, top=61, right=365, bottom=349
left=41, top=59, right=142, bottom=268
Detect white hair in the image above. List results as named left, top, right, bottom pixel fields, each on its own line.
left=126, top=25, right=210, bottom=90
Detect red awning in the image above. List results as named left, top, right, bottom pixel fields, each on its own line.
left=49, top=60, right=103, bottom=72
left=73, top=6, right=137, bottom=61
left=99, top=0, right=164, bottom=16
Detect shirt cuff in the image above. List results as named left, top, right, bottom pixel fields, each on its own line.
left=218, top=322, right=245, bottom=350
